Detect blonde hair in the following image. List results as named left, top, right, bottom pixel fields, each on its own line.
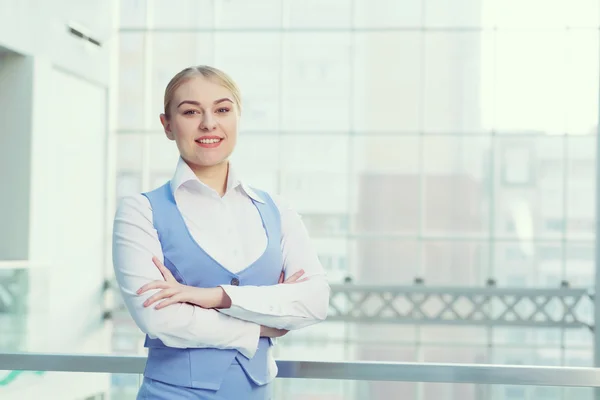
left=163, top=65, right=242, bottom=118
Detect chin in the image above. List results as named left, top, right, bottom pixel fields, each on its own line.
left=189, top=156, right=229, bottom=168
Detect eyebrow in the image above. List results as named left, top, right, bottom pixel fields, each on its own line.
left=177, top=98, right=234, bottom=108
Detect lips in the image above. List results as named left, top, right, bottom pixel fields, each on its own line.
left=195, top=136, right=223, bottom=148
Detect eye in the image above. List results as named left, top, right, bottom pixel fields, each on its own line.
left=183, top=110, right=199, bottom=115
left=217, top=108, right=230, bottom=113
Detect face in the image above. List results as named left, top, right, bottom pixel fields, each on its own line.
left=160, top=76, right=239, bottom=170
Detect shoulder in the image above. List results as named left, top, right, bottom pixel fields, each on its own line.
left=268, top=192, right=296, bottom=214
left=251, top=188, right=302, bottom=222
left=114, top=193, right=153, bottom=221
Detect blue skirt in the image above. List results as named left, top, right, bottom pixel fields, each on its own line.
left=136, top=360, right=273, bottom=400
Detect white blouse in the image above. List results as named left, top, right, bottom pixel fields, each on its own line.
left=112, top=158, right=330, bottom=358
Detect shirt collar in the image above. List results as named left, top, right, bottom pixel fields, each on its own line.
left=170, top=157, right=265, bottom=203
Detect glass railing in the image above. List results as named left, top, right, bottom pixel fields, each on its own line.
left=1, top=352, right=600, bottom=399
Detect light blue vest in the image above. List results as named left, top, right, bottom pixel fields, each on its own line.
left=141, top=183, right=282, bottom=390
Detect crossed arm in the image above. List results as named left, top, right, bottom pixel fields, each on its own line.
left=112, top=194, right=330, bottom=358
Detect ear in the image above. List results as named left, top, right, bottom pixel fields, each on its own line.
left=160, top=114, right=175, bottom=141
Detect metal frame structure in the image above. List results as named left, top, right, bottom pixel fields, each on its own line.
left=2, top=352, right=600, bottom=388
left=1, top=279, right=592, bottom=329
left=327, top=284, right=593, bottom=329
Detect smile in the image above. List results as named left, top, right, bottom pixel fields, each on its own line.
left=196, top=138, right=221, bottom=144
left=195, top=137, right=223, bottom=148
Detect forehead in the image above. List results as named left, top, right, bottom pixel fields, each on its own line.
left=173, top=76, right=233, bottom=103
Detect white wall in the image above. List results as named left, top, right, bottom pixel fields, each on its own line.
left=0, top=53, right=33, bottom=260
left=0, top=0, right=116, bottom=85
left=0, top=1, right=117, bottom=398
left=26, top=59, right=109, bottom=352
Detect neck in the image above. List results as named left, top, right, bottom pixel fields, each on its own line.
left=188, top=160, right=229, bottom=197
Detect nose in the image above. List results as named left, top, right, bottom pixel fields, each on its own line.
left=199, top=113, right=217, bottom=131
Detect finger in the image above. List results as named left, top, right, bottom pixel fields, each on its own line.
left=143, top=288, right=177, bottom=307
left=284, top=269, right=305, bottom=283
left=137, top=281, right=170, bottom=295
left=155, top=294, right=184, bottom=310
left=278, top=271, right=284, bottom=284
left=290, top=277, right=309, bottom=284
left=153, top=256, right=175, bottom=282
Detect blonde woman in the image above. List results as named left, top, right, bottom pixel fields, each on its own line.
left=112, top=66, right=330, bottom=399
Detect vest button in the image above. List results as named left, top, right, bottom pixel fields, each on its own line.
left=230, top=277, right=240, bottom=286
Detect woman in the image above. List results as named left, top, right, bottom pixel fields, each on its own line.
left=112, top=65, right=331, bottom=399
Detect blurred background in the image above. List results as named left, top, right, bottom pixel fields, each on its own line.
left=0, top=0, right=599, bottom=399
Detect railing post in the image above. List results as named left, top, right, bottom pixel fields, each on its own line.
left=594, top=54, right=600, bottom=400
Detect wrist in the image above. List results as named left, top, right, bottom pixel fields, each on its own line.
left=214, top=287, right=232, bottom=309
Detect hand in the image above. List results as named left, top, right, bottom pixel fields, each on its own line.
left=260, top=325, right=289, bottom=338
left=137, top=256, right=223, bottom=310
left=278, top=269, right=308, bottom=284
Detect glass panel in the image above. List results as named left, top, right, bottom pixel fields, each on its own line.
left=112, top=373, right=144, bottom=400
left=287, top=0, right=352, bottom=28
left=423, top=32, right=493, bottom=134
left=312, top=237, right=350, bottom=282
left=279, top=132, right=350, bottom=214
left=423, top=241, right=489, bottom=286
left=214, top=33, right=282, bottom=131
left=493, top=32, right=567, bottom=135
left=231, top=132, right=279, bottom=193
left=494, top=242, right=563, bottom=287
left=491, top=0, right=598, bottom=28
left=352, top=135, right=420, bottom=233
left=272, top=380, right=593, bottom=400
left=119, top=0, right=147, bottom=28
left=118, top=33, right=146, bottom=130
left=0, top=269, right=28, bottom=352
left=280, top=170, right=349, bottom=215
left=116, top=134, right=144, bottom=200
left=354, top=0, right=422, bottom=28
left=566, top=0, right=600, bottom=28
left=233, top=133, right=279, bottom=171
left=423, top=136, right=491, bottom=236
left=423, top=382, right=482, bottom=400
left=424, top=0, right=488, bottom=28
left=421, top=326, right=488, bottom=346
left=117, top=134, right=144, bottom=172
left=353, top=32, right=421, bottom=133
left=282, top=33, right=352, bottom=132
left=0, top=372, right=111, bottom=400
left=273, top=378, right=354, bottom=399
left=566, top=31, right=598, bottom=135
left=566, top=136, right=595, bottom=240
left=151, top=0, right=214, bottom=29
left=565, top=243, right=594, bottom=287
left=565, top=350, right=593, bottom=367
left=147, top=133, right=181, bottom=178
left=216, top=0, right=283, bottom=28
left=493, top=136, right=565, bottom=239
left=349, top=238, right=419, bottom=284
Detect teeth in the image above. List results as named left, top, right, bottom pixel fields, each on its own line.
left=197, top=138, right=220, bottom=144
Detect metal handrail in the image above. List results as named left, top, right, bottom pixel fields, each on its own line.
left=2, top=353, right=600, bottom=387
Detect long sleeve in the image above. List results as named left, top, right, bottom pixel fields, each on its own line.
left=218, top=195, right=331, bottom=330
left=112, top=195, right=261, bottom=358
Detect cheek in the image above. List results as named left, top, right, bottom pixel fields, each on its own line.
left=222, top=118, right=238, bottom=139
left=172, top=121, right=197, bottom=141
